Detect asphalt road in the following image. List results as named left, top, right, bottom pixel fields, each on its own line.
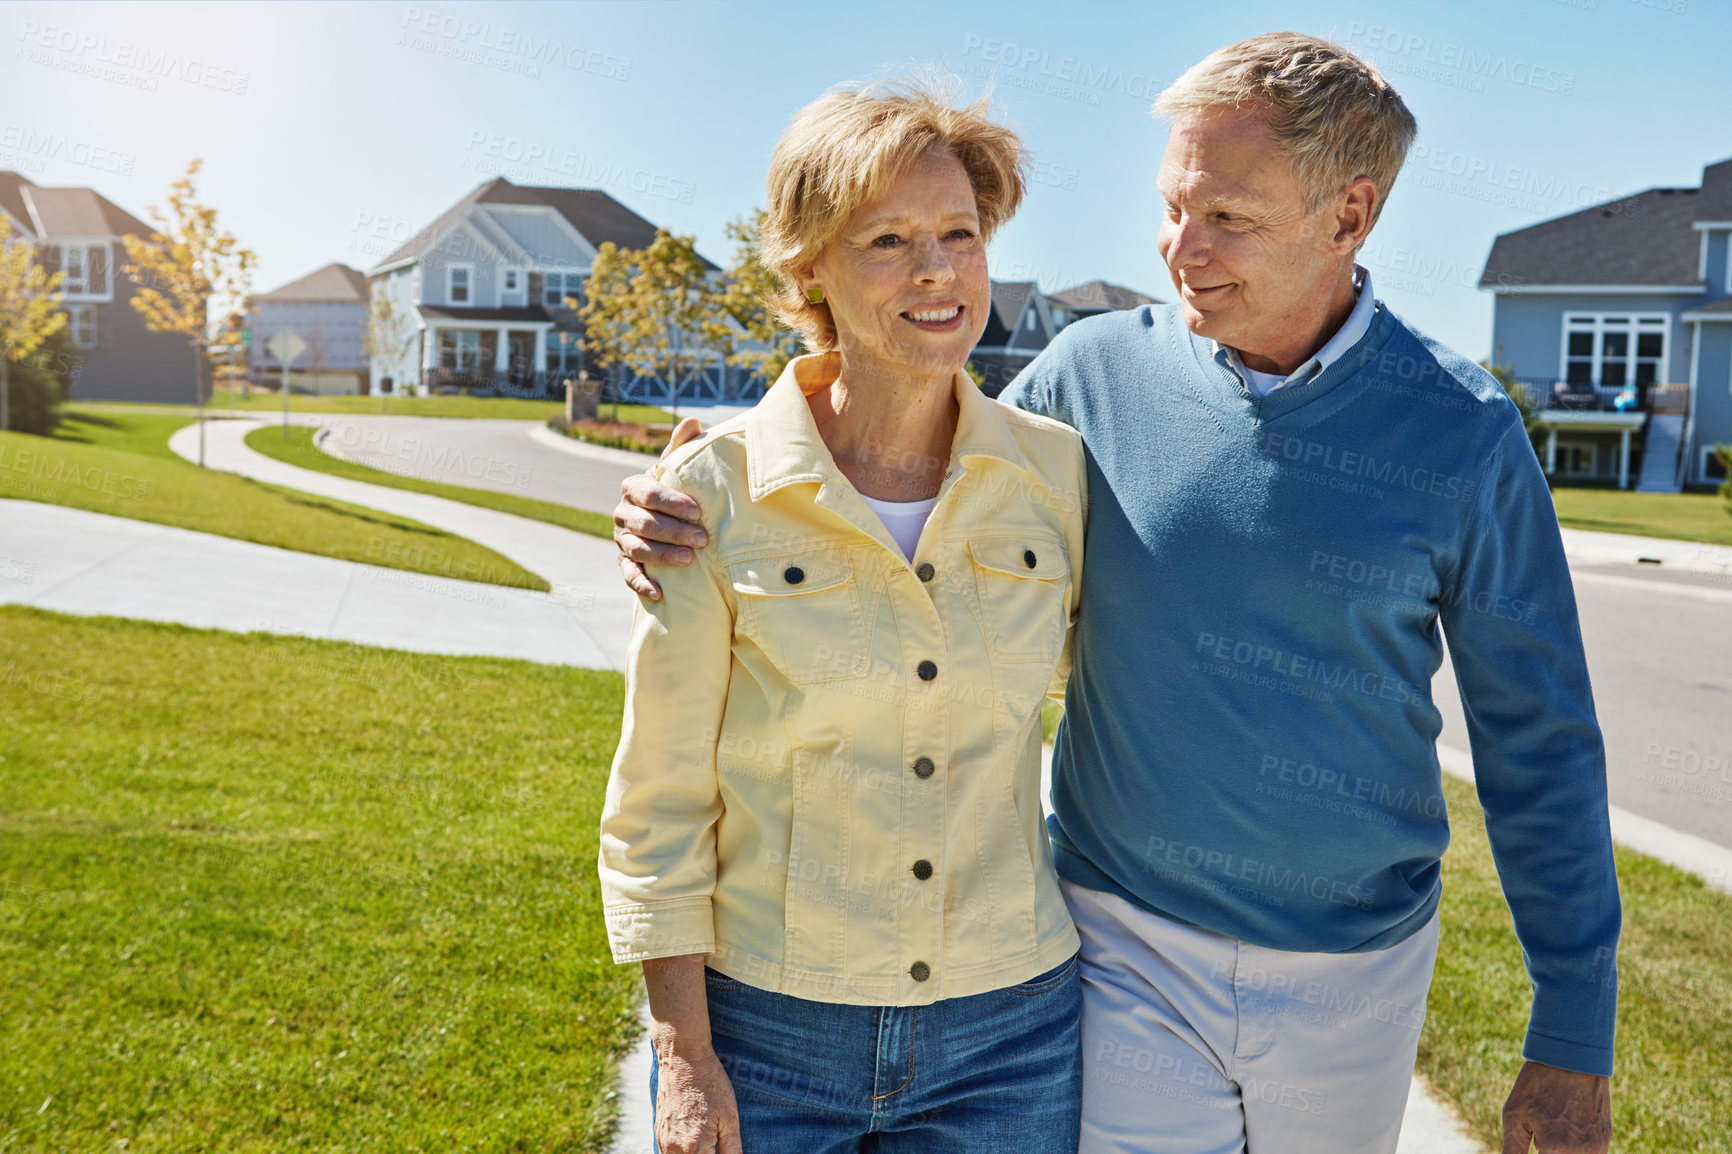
left=304, top=413, right=1732, bottom=850
left=1434, top=564, right=1732, bottom=850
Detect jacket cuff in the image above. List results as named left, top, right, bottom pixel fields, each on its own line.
left=604, top=897, right=715, bottom=964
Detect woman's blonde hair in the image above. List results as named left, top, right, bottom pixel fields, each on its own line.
left=761, top=78, right=1027, bottom=352
left=1153, top=32, right=1416, bottom=228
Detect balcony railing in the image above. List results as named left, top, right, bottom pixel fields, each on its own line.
left=425, top=367, right=567, bottom=397
left=1510, top=380, right=1689, bottom=415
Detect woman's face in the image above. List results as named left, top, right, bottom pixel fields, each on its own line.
left=806, top=148, right=990, bottom=385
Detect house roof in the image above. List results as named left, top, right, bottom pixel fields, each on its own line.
left=978, top=280, right=1036, bottom=346
left=0, top=170, right=153, bottom=240
left=417, top=305, right=554, bottom=323
left=1480, top=158, right=1732, bottom=290
left=371, top=177, right=718, bottom=273
left=1696, top=159, right=1732, bottom=221
left=255, top=262, right=369, bottom=303
left=1684, top=297, right=1732, bottom=316
left=1049, top=279, right=1162, bottom=311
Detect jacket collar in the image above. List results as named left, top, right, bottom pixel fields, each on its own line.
left=744, top=352, right=1028, bottom=501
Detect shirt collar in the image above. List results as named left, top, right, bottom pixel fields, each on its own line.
left=744, top=352, right=1028, bottom=501
left=1214, top=265, right=1377, bottom=392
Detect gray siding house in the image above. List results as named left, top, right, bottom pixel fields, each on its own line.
left=0, top=171, right=194, bottom=404
left=247, top=262, right=369, bottom=395
left=366, top=178, right=738, bottom=401
left=970, top=279, right=1160, bottom=397
left=1481, top=158, right=1732, bottom=491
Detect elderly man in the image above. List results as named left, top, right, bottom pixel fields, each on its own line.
left=612, top=33, right=1618, bottom=1154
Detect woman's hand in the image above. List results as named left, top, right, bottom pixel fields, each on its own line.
left=642, top=953, right=741, bottom=1153
left=655, top=1043, right=743, bottom=1154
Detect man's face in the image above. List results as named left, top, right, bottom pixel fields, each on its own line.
left=1155, top=107, right=1353, bottom=365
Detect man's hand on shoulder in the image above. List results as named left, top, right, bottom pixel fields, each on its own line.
left=1501, top=1061, right=1611, bottom=1154
left=614, top=417, right=708, bottom=600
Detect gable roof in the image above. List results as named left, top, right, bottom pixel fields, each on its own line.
left=0, top=170, right=153, bottom=240
left=371, top=177, right=717, bottom=273
left=255, top=262, right=369, bottom=303
left=978, top=280, right=1037, bottom=346
left=1480, top=158, right=1732, bottom=290
left=1049, top=279, right=1161, bottom=311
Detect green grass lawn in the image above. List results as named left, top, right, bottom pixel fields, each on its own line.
left=94, top=392, right=677, bottom=424
left=0, top=606, right=638, bottom=1151
left=1552, top=487, right=1732, bottom=547
left=243, top=425, right=615, bottom=541
left=1424, top=774, right=1732, bottom=1151
left=3, top=409, right=546, bottom=592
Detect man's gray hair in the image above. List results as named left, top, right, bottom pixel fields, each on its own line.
left=1154, top=32, right=1417, bottom=227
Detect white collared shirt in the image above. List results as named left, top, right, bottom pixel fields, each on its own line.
left=1218, top=265, right=1377, bottom=398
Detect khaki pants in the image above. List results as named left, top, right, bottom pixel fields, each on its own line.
left=1064, top=880, right=1441, bottom=1154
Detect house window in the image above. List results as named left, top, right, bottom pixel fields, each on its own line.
left=1562, top=313, right=1668, bottom=387
left=437, top=329, right=484, bottom=370
left=503, top=269, right=519, bottom=293
left=1705, top=446, right=1729, bottom=482
left=68, top=304, right=97, bottom=348
left=448, top=264, right=472, bottom=305
left=53, top=243, right=108, bottom=296
left=543, top=271, right=583, bottom=310
left=1556, top=439, right=1603, bottom=477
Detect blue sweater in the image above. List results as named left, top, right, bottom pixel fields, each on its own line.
left=1001, top=303, right=1621, bottom=1077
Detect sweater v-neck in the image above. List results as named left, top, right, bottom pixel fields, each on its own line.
left=1180, top=304, right=1400, bottom=427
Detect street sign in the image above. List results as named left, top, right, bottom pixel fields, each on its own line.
left=266, top=328, right=306, bottom=366
left=266, top=328, right=307, bottom=440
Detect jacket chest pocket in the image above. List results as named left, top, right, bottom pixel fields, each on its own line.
left=728, top=553, right=871, bottom=684
left=967, top=534, right=1068, bottom=663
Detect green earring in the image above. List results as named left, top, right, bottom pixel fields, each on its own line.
left=806, top=286, right=825, bottom=305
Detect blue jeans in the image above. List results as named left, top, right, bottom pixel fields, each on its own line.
left=649, top=955, right=1083, bottom=1153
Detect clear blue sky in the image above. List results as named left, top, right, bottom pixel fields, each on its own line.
left=4, top=0, right=1726, bottom=360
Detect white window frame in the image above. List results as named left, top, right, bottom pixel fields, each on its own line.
left=1554, top=437, right=1604, bottom=478
left=438, top=329, right=484, bottom=370
left=543, top=270, right=577, bottom=309
left=447, top=263, right=473, bottom=306
left=499, top=266, right=524, bottom=304
left=1559, top=312, right=1670, bottom=387
left=1704, top=445, right=1730, bottom=483
left=68, top=303, right=97, bottom=348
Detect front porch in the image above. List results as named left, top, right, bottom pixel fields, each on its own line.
left=1514, top=380, right=1689, bottom=490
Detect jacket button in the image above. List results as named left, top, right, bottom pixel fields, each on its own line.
left=784, top=566, right=805, bottom=585
left=910, top=961, right=931, bottom=982
left=1023, top=549, right=1037, bottom=569
left=916, top=562, right=935, bottom=582
left=917, top=660, right=938, bottom=681
left=911, top=859, right=933, bottom=881
left=912, top=757, right=935, bottom=779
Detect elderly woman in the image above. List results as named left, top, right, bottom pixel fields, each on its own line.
left=597, top=82, right=1088, bottom=1153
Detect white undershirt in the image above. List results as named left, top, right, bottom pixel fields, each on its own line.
left=859, top=493, right=938, bottom=560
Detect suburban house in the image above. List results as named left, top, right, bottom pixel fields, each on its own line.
left=1047, top=279, right=1162, bottom=329
left=970, top=279, right=1161, bottom=397
left=364, top=177, right=739, bottom=401
left=247, top=262, right=369, bottom=395
left=0, top=171, right=193, bottom=404
left=1480, top=157, right=1732, bottom=492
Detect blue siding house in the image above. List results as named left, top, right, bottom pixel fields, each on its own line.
left=1480, top=158, right=1732, bottom=492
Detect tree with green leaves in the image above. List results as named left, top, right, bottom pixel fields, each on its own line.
left=0, top=212, right=68, bottom=434
left=120, top=158, right=255, bottom=466
left=1717, top=444, right=1731, bottom=516
left=1483, top=360, right=1545, bottom=458
left=577, top=230, right=733, bottom=419
left=719, top=209, right=806, bottom=388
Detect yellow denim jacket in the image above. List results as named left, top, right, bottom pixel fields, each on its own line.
left=598, top=354, right=1087, bottom=1005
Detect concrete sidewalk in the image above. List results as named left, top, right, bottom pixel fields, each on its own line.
left=168, top=417, right=636, bottom=669
left=0, top=500, right=613, bottom=667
